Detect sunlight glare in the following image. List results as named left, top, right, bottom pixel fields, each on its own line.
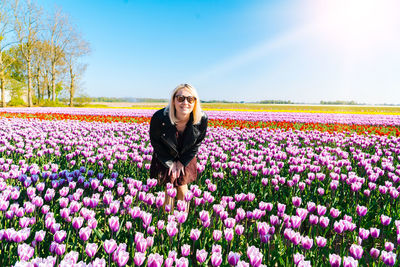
left=305, top=0, right=400, bottom=56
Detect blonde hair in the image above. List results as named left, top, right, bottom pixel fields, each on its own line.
left=168, top=83, right=203, bottom=125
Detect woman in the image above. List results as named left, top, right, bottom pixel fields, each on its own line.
left=149, top=83, right=208, bottom=212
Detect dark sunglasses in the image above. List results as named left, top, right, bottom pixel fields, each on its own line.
left=175, top=95, right=196, bottom=104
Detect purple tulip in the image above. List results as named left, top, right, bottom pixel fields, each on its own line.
left=247, top=246, right=263, bottom=267
left=381, top=215, right=392, bottom=226
left=235, top=224, right=244, bottom=235
left=309, top=214, right=318, bottom=225
left=356, top=205, right=367, bottom=217
left=316, top=205, right=326, bottom=216
left=307, top=202, right=316, bottom=213
left=292, top=196, right=302, bottom=207
left=181, top=244, right=190, bottom=257
left=293, top=253, right=305, bottom=265
left=176, top=257, right=189, bottom=267
left=224, top=228, right=234, bottom=242
left=196, top=249, right=208, bottom=263
left=369, top=248, right=380, bottom=259
left=55, top=243, right=66, bottom=256
left=319, top=216, right=330, bottom=228
left=291, top=216, right=302, bottom=229
left=213, top=230, right=222, bottom=241
left=54, top=230, right=66, bottom=243
left=166, top=221, right=178, bottom=237
left=228, top=251, right=241, bottom=266
left=301, top=236, right=313, bottom=250
left=385, top=241, right=394, bottom=252
left=343, top=256, right=358, bottom=267
left=349, top=244, right=363, bottom=260
left=358, top=228, right=369, bottom=240
left=164, top=257, right=174, bottom=267
left=136, top=238, right=147, bottom=253
left=277, top=203, right=286, bottom=213
left=211, top=252, right=222, bottom=266
left=381, top=251, right=397, bottom=266
left=86, top=243, right=98, bottom=258
left=18, top=243, right=34, bottom=261
left=79, top=227, right=92, bottom=241
left=116, top=250, right=129, bottom=267
left=109, top=216, right=120, bottom=232
left=315, top=236, right=327, bottom=247
left=34, top=230, right=46, bottom=242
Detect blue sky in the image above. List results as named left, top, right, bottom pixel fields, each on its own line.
left=37, top=0, right=400, bottom=104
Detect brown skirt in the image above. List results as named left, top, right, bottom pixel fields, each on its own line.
left=150, top=153, right=198, bottom=187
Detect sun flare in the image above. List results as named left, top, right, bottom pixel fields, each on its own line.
left=305, top=0, right=400, bottom=56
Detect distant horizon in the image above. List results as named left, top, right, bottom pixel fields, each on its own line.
left=88, top=96, right=400, bottom=106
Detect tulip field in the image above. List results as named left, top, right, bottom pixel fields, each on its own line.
left=0, top=107, right=399, bottom=267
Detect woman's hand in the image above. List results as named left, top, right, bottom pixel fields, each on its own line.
left=168, top=161, right=185, bottom=179
left=168, top=162, right=178, bottom=179
left=176, top=161, right=185, bottom=177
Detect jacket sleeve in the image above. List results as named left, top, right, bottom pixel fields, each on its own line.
left=149, top=114, right=174, bottom=169
left=179, top=115, right=208, bottom=167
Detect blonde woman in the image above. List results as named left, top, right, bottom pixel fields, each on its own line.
left=149, top=84, right=208, bottom=212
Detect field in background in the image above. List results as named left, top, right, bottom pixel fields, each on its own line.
left=88, top=102, right=400, bottom=115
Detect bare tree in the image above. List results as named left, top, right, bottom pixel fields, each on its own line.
left=65, top=30, right=90, bottom=107
left=47, top=7, right=71, bottom=102
left=13, top=0, right=42, bottom=107
left=31, top=40, right=51, bottom=104
left=0, top=0, right=17, bottom=107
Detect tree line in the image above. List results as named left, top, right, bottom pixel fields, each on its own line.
left=0, top=0, right=90, bottom=107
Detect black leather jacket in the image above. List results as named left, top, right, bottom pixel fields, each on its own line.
left=149, top=107, right=208, bottom=168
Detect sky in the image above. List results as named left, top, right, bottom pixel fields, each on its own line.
left=36, top=0, right=400, bottom=104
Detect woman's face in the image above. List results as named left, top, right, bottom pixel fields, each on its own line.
left=174, top=88, right=195, bottom=119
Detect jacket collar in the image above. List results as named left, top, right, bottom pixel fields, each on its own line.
left=162, top=107, right=199, bottom=154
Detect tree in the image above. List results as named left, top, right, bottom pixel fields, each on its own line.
left=65, top=29, right=89, bottom=107
left=13, top=0, right=42, bottom=107
left=47, top=7, right=70, bottom=102
left=0, top=0, right=17, bottom=107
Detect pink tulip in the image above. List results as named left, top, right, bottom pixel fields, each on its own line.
left=109, top=216, right=120, bottom=232
left=315, top=236, right=327, bottom=247
left=235, top=224, right=244, bottom=235
left=104, top=239, right=117, bottom=254
left=176, top=257, right=189, bottom=267
left=190, top=228, right=201, bottom=241
left=116, top=250, right=129, bottom=267
left=147, top=253, right=163, bottom=267
left=134, top=252, right=146, bottom=266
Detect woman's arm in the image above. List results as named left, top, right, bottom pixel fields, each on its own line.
left=179, top=115, right=208, bottom=167
left=149, top=114, right=175, bottom=168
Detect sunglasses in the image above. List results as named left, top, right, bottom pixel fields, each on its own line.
left=175, top=95, right=196, bottom=104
